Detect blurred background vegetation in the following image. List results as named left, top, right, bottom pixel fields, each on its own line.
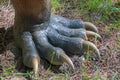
left=51, top=0, right=120, bottom=29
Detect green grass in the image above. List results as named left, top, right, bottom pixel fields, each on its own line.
left=78, top=0, right=118, bottom=20
left=3, top=66, right=15, bottom=75
left=52, top=0, right=65, bottom=13
left=51, top=0, right=120, bottom=28
left=110, top=19, right=120, bottom=29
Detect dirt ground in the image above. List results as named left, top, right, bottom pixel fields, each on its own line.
left=0, top=3, right=120, bottom=80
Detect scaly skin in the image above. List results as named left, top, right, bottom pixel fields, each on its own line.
left=11, top=0, right=102, bottom=75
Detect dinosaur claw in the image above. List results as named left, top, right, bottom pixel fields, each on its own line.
left=21, top=32, right=40, bottom=75
left=32, top=57, right=40, bottom=75
left=86, top=31, right=103, bottom=42
left=82, top=40, right=101, bottom=61
left=60, top=52, right=75, bottom=70
left=84, top=22, right=98, bottom=33
left=49, top=49, right=75, bottom=70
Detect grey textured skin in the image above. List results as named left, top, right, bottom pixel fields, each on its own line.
left=51, top=14, right=84, bottom=29
left=21, top=32, right=40, bottom=68
left=46, top=27, right=84, bottom=55
left=51, top=14, right=98, bottom=32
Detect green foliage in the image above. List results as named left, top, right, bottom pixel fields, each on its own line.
left=110, top=20, right=120, bottom=29
left=52, top=0, right=60, bottom=9
left=46, top=52, right=56, bottom=72
left=51, top=0, right=120, bottom=26
left=52, top=0, right=65, bottom=13
left=78, top=0, right=113, bottom=18
left=3, top=65, right=15, bottom=74
left=79, top=0, right=103, bottom=11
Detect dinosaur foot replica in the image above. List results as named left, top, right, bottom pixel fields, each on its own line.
left=15, top=14, right=102, bottom=75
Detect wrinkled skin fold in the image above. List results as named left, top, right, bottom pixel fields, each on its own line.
left=11, top=0, right=102, bottom=75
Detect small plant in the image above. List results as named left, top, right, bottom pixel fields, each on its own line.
left=3, top=65, right=15, bottom=75
left=46, top=52, right=56, bottom=72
